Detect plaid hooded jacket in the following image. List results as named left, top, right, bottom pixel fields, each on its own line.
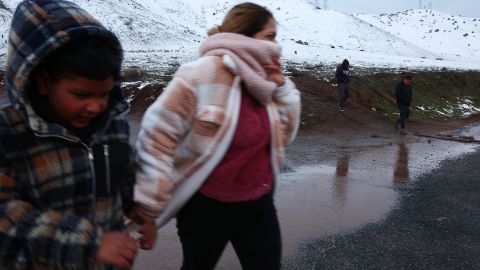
left=0, top=1, right=134, bottom=269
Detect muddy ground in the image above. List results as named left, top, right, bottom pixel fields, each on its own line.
left=121, top=68, right=480, bottom=141
left=2, top=68, right=479, bottom=137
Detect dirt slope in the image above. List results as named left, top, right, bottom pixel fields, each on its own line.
left=1, top=69, right=479, bottom=138
left=294, top=70, right=480, bottom=136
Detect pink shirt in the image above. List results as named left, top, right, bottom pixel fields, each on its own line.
left=199, top=89, right=273, bottom=202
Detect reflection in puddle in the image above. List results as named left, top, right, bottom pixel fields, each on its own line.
left=336, top=154, right=350, bottom=177
left=393, top=143, right=409, bottom=184
left=333, top=153, right=350, bottom=205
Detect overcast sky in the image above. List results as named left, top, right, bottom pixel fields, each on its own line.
left=316, top=0, right=480, bottom=17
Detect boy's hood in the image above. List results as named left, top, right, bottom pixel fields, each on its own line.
left=4, top=0, right=128, bottom=137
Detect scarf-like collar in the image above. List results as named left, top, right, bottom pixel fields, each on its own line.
left=199, top=33, right=281, bottom=104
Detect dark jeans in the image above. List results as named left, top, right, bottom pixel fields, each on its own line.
left=338, top=82, right=350, bottom=108
left=176, top=192, right=282, bottom=270
left=397, top=103, right=410, bottom=129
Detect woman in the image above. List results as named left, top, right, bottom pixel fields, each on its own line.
left=133, top=2, right=301, bottom=269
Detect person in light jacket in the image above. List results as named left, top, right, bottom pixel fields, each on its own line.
left=132, top=2, right=301, bottom=269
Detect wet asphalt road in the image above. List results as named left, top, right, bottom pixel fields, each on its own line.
left=134, top=131, right=480, bottom=269
left=283, top=148, right=480, bottom=270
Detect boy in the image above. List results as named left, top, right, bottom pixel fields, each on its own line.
left=395, top=75, right=413, bottom=133
left=0, top=1, right=154, bottom=269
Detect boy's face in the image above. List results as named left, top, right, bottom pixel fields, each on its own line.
left=37, top=74, right=114, bottom=129
left=403, top=78, right=412, bottom=86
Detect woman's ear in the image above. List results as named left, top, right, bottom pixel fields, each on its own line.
left=34, top=69, right=50, bottom=96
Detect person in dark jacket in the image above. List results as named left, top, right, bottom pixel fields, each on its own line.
left=335, top=59, right=351, bottom=111
left=0, top=1, right=155, bottom=269
left=395, top=75, right=413, bottom=132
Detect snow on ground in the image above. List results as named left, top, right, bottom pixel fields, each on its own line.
left=0, top=0, right=479, bottom=71
left=416, top=96, right=480, bottom=118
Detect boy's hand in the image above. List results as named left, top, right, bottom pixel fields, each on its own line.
left=139, top=219, right=157, bottom=250
left=95, top=232, right=137, bottom=269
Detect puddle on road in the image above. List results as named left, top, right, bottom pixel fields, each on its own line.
left=277, top=137, right=478, bottom=257
left=135, top=129, right=479, bottom=270
left=276, top=163, right=396, bottom=257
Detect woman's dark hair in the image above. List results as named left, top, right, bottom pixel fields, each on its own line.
left=208, top=2, right=274, bottom=37
left=40, top=38, right=121, bottom=83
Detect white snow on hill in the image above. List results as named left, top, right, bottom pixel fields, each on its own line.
left=357, top=9, right=480, bottom=63
left=0, top=3, right=11, bottom=67
left=1, top=0, right=479, bottom=71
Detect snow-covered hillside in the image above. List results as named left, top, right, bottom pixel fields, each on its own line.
left=357, top=9, right=480, bottom=62
left=1, top=0, right=479, bottom=71
left=0, top=2, right=11, bottom=67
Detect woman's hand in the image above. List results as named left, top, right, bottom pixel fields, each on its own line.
left=138, top=219, right=157, bottom=250
left=264, top=58, right=285, bottom=87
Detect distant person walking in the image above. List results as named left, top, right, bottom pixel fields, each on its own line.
left=395, top=75, right=413, bottom=133
left=335, top=59, right=351, bottom=111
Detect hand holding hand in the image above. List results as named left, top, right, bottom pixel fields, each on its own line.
left=126, top=204, right=158, bottom=250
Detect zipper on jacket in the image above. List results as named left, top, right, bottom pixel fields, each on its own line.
left=84, top=144, right=97, bottom=223
left=103, top=144, right=111, bottom=194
